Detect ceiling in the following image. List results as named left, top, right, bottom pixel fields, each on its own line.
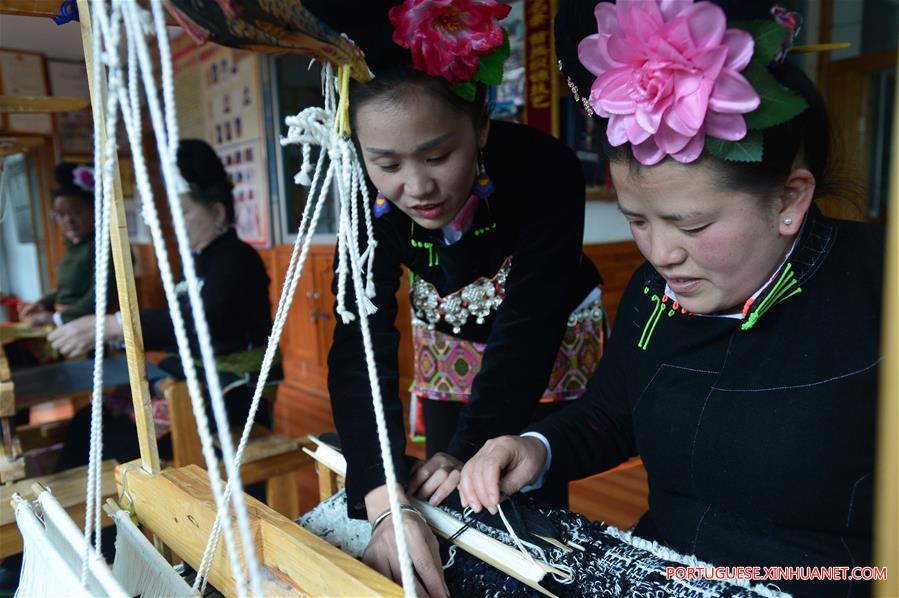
left=0, top=14, right=85, bottom=62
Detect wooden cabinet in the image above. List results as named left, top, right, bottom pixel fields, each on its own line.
left=261, top=241, right=645, bottom=439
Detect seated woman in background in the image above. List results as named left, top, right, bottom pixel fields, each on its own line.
left=19, top=163, right=112, bottom=328
left=461, top=1, right=882, bottom=597
left=50, top=138, right=277, bottom=469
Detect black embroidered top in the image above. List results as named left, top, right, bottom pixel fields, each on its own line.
left=531, top=205, right=883, bottom=597
left=329, top=121, right=602, bottom=517
left=140, top=228, right=273, bottom=357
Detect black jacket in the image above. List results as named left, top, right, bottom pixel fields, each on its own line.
left=531, top=206, right=882, bottom=597
left=329, top=121, right=602, bottom=517
left=141, top=228, right=272, bottom=356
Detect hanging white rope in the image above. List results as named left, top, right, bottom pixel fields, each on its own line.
left=82, top=1, right=415, bottom=594
left=86, top=0, right=262, bottom=593
left=83, top=0, right=119, bottom=581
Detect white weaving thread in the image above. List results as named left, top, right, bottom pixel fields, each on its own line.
left=334, top=134, right=416, bottom=597
left=115, top=3, right=259, bottom=594
left=84, top=2, right=261, bottom=594
left=112, top=510, right=195, bottom=597
left=13, top=496, right=94, bottom=598
left=37, top=491, right=128, bottom=597
left=83, top=0, right=120, bottom=582
left=194, top=146, right=334, bottom=590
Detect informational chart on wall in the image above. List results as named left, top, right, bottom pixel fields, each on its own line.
left=171, top=34, right=270, bottom=247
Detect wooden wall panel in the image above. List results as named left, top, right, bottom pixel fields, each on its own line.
left=271, top=240, right=645, bottom=439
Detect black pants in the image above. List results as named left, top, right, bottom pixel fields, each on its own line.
left=421, top=398, right=570, bottom=509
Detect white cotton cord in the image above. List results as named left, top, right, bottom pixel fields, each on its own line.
left=83, top=0, right=121, bottom=582
left=150, top=0, right=178, bottom=150
left=297, top=143, right=313, bottom=185
left=355, top=161, right=378, bottom=299
left=134, top=4, right=263, bottom=594
left=442, top=544, right=458, bottom=570
left=194, top=146, right=334, bottom=591
left=334, top=138, right=417, bottom=597
left=347, top=162, right=376, bottom=315
left=118, top=4, right=260, bottom=595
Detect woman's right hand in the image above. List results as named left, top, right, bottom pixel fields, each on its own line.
left=364, top=485, right=448, bottom=598
left=458, top=435, right=548, bottom=515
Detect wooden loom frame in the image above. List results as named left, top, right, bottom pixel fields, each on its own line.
left=0, top=2, right=895, bottom=596
left=0, top=1, right=402, bottom=595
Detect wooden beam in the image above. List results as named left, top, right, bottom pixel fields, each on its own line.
left=116, top=463, right=402, bottom=597
left=0, top=460, right=118, bottom=558
left=873, top=51, right=899, bottom=598
left=76, top=0, right=160, bottom=474
left=0, top=381, right=14, bottom=418
left=0, top=347, right=10, bottom=381
left=0, top=0, right=60, bottom=17
left=0, top=135, right=44, bottom=157
left=0, top=95, right=88, bottom=113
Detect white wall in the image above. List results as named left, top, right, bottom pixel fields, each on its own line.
left=583, top=201, right=632, bottom=244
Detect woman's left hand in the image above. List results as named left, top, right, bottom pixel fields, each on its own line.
left=407, top=452, right=464, bottom=506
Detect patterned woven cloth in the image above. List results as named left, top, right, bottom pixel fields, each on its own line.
left=409, top=293, right=606, bottom=440
left=298, top=490, right=789, bottom=597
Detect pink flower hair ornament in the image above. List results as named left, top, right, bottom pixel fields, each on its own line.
left=388, top=0, right=512, bottom=101
left=578, top=0, right=808, bottom=165
left=71, top=165, right=95, bottom=192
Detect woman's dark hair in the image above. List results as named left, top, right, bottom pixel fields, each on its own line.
left=52, top=163, right=93, bottom=207
left=349, top=65, right=489, bottom=133
left=176, top=138, right=235, bottom=224
left=601, top=59, right=833, bottom=202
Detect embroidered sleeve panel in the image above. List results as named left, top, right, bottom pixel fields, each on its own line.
left=411, top=256, right=512, bottom=334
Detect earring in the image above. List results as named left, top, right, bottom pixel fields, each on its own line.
left=783, top=217, right=793, bottom=226
left=373, top=192, right=391, bottom=218
left=473, top=152, right=494, bottom=199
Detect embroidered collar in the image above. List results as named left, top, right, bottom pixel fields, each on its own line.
left=441, top=193, right=480, bottom=245
left=645, top=205, right=836, bottom=330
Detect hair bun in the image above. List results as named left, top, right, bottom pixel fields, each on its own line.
left=176, top=138, right=229, bottom=188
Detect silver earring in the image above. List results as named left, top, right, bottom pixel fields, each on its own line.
left=783, top=217, right=793, bottom=226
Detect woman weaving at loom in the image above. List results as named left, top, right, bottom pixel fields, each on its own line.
left=18, top=164, right=111, bottom=329
left=49, top=139, right=277, bottom=468
left=313, top=0, right=606, bottom=593
left=460, top=1, right=883, bottom=597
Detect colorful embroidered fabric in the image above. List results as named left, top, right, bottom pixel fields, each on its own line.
left=409, top=291, right=606, bottom=441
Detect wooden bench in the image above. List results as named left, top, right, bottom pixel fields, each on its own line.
left=161, top=379, right=314, bottom=519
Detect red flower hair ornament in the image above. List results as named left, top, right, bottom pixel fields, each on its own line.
left=388, top=0, right=511, bottom=101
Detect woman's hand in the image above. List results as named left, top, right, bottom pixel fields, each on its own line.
left=364, top=485, right=448, bottom=597
left=47, top=314, right=123, bottom=358
left=458, top=435, right=547, bottom=515
left=18, top=302, right=53, bottom=326
left=407, top=452, right=463, bottom=506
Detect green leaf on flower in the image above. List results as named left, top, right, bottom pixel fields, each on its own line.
left=706, top=131, right=763, bottom=162
left=741, top=60, right=809, bottom=130
left=731, top=20, right=789, bottom=66
left=475, top=30, right=510, bottom=86
left=450, top=81, right=477, bottom=102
